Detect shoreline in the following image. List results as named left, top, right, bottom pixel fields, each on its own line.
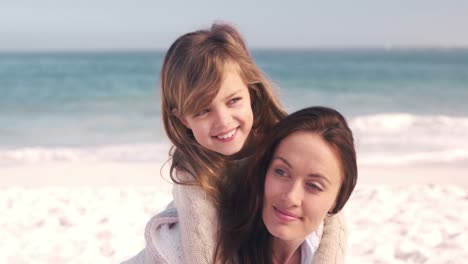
left=1, top=161, right=467, bottom=187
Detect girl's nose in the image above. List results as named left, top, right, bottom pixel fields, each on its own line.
left=213, top=107, right=232, bottom=127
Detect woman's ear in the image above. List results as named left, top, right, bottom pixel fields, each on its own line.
left=172, top=108, right=190, bottom=129
left=328, top=199, right=338, bottom=214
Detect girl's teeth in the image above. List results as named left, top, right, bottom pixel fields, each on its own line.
left=217, top=129, right=236, bottom=139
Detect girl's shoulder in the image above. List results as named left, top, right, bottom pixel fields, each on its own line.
left=145, top=202, right=179, bottom=234
left=175, top=167, right=196, bottom=181
left=121, top=203, right=182, bottom=264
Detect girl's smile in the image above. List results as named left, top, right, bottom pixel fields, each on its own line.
left=180, top=64, right=254, bottom=156
left=213, top=127, right=238, bottom=141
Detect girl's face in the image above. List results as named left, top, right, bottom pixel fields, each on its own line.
left=180, top=65, right=254, bottom=156
left=262, top=131, right=342, bottom=244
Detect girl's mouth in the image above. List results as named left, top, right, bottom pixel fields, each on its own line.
left=214, top=127, right=238, bottom=142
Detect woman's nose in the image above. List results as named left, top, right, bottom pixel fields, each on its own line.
left=282, top=181, right=304, bottom=206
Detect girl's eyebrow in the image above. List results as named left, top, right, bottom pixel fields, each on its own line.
left=223, top=90, right=242, bottom=100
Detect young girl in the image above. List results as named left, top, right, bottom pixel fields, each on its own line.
left=123, top=23, right=346, bottom=264
left=215, top=106, right=357, bottom=263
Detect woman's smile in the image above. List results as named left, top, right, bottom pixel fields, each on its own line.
left=273, top=206, right=302, bottom=222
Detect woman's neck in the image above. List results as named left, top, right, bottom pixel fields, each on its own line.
left=272, top=237, right=303, bottom=264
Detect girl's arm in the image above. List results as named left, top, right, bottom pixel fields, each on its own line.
left=313, top=211, right=347, bottom=264
left=172, top=170, right=218, bottom=264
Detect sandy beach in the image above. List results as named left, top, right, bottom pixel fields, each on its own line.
left=1, top=161, right=467, bottom=264
left=2, top=48, right=468, bottom=263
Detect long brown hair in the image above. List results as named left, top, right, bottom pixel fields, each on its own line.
left=215, top=106, right=358, bottom=263
left=161, top=23, right=286, bottom=205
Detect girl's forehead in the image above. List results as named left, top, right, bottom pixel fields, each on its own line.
left=182, top=61, right=243, bottom=110
left=222, top=61, right=241, bottom=75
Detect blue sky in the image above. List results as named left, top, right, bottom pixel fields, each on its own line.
left=1, top=0, right=467, bottom=51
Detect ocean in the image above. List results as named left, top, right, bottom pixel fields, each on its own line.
left=1, top=49, right=467, bottom=166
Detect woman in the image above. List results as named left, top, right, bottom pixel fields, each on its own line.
left=215, top=106, right=358, bottom=263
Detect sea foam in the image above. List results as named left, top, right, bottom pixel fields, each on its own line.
left=350, top=113, right=468, bottom=165
left=1, top=113, right=467, bottom=167
left=0, top=143, right=171, bottom=166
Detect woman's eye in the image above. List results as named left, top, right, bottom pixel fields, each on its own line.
left=306, top=183, right=323, bottom=192
left=274, top=168, right=287, bottom=177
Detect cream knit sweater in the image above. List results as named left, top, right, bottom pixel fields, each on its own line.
left=122, top=171, right=347, bottom=264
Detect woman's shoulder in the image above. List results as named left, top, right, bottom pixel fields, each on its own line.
left=313, top=212, right=347, bottom=264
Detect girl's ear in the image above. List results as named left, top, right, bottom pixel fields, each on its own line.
left=172, top=108, right=190, bottom=129
left=180, top=117, right=190, bottom=129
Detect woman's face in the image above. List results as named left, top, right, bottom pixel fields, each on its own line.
left=262, top=131, right=342, bottom=243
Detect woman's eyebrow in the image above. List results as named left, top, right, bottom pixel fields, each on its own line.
left=272, top=156, right=292, bottom=168
left=307, top=173, right=331, bottom=184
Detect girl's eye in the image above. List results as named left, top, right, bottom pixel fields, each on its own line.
left=228, top=97, right=242, bottom=105
left=195, top=109, right=209, bottom=117
left=274, top=168, right=287, bottom=177
left=306, top=182, right=323, bottom=192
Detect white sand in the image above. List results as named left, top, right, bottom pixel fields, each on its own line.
left=1, top=162, right=467, bottom=263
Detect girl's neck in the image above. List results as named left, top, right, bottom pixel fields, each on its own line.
left=272, top=237, right=303, bottom=264
left=228, top=132, right=257, bottom=160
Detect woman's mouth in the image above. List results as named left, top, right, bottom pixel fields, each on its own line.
left=273, top=206, right=301, bottom=222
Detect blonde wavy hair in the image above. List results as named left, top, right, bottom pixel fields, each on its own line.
left=161, top=23, right=286, bottom=204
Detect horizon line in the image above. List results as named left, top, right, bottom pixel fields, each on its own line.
left=1, top=45, right=468, bottom=54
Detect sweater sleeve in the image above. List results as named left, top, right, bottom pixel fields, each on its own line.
left=172, top=170, right=218, bottom=264
left=313, top=211, right=347, bottom=264
left=120, top=249, right=146, bottom=264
